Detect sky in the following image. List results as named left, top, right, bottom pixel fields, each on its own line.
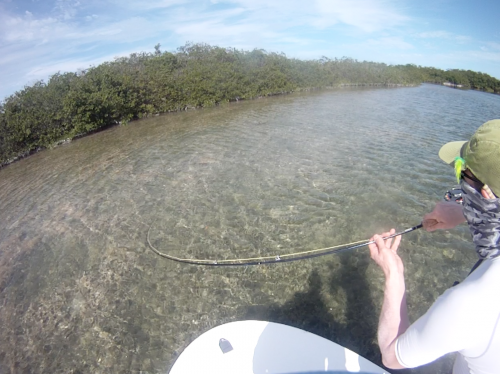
left=1, top=0, right=500, bottom=100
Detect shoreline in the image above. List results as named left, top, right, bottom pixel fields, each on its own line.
left=7, top=80, right=498, bottom=171
left=0, top=84, right=418, bottom=170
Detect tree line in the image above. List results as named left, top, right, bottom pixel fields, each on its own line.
left=395, top=64, right=500, bottom=92
left=1, top=43, right=499, bottom=166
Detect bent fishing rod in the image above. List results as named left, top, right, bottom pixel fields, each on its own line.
left=146, top=223, right=423, bottom=267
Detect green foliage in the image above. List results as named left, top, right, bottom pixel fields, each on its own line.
left=1, top=72, right=76, bottom=161
left=398, top=65, right=500, bottom=92
left=63, top=62, right=137, bottom=134
left=1, top=42, right=499, bottom=165
left=0, top=106, right=12, bottom=161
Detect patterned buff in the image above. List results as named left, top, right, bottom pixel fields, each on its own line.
left=461, top=180, right=500, bottom=259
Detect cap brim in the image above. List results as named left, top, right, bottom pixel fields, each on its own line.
left=438, top=141, right=467, bottom=165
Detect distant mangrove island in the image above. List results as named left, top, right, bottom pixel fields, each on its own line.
left=1, top=42, right=499, bottom=167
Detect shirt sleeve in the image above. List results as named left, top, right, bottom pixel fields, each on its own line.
left=395, top=285, right=478, bottom=368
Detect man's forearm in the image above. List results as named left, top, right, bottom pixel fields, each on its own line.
left=378, top=273, right=409, bottom=369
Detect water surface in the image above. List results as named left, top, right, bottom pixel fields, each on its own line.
left=0, top=84, right=499, bottom=373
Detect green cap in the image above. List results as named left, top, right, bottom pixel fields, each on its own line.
left=438, top=119, right=500, bottom=196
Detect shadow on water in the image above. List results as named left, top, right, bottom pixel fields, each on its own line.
left=244, top=253, right=381, bottom=367
left=244, top=253, right=454, bottom=374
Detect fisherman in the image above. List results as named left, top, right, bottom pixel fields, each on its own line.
left=368, top=119, right=500, bottom=374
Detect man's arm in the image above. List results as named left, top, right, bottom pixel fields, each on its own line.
left=368, top=230, right=408, bottom=369
left=378, top=272, right=409, bottom=369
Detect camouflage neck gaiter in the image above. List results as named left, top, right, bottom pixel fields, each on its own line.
left=461, top=180, right=500, bottom=259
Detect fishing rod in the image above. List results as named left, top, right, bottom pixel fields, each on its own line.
left=146, top=223, right=423, bottom=267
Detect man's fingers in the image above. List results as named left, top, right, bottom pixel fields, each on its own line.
left=368, top=241, right=378, bottom=260
left=378, top=229, right=395, bottom=247
left=378, top=231, right=391, bottom=246
left=423, top=212, right=435, bottom=221
left=374, top=234, right=387, bottom=250
left=391, top=233, right=402, bottom=251
left=386, top=228, right=396, bottom=247
left=370, top=229, right=401, bottom=258
left=368, top=235, right=382, bottom=260
left=423, top=218, right=438, bottom=232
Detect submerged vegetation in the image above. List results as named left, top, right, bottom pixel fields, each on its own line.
left=1, top=43, right=499, bottom=166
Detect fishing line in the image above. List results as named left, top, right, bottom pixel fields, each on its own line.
left=146, top=223, right=423, bottom=266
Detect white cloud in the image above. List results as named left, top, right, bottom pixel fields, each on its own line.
left=416, top=30, right=472, bottom=43
left=0, top=12, right=160, bottom=47
left=162, top=0, right=411, bottom=52
left=53, top=0, right=81, bottom=20
left=0, top=13, right=62, bottom=43
left=107, top=0, right=189, bottom=11
left=217, top=0, right=408, bottom=33
left=169, top=6, right=267, bottom=46
left=314, top=0, right=409, bottom=32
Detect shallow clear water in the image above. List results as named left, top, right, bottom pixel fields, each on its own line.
left=0, top=84, right=499, bottom=373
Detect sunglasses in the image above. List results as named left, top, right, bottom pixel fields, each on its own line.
left=461, top=170, right=484, bottom=192
left=460, top=170, right=490, bottom=196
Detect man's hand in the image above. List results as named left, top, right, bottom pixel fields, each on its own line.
left=368, top=229, right=403, bottom=279
left=423, top=201, right=466, bottom=232
left=369, top=229, right=408, bottom=370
